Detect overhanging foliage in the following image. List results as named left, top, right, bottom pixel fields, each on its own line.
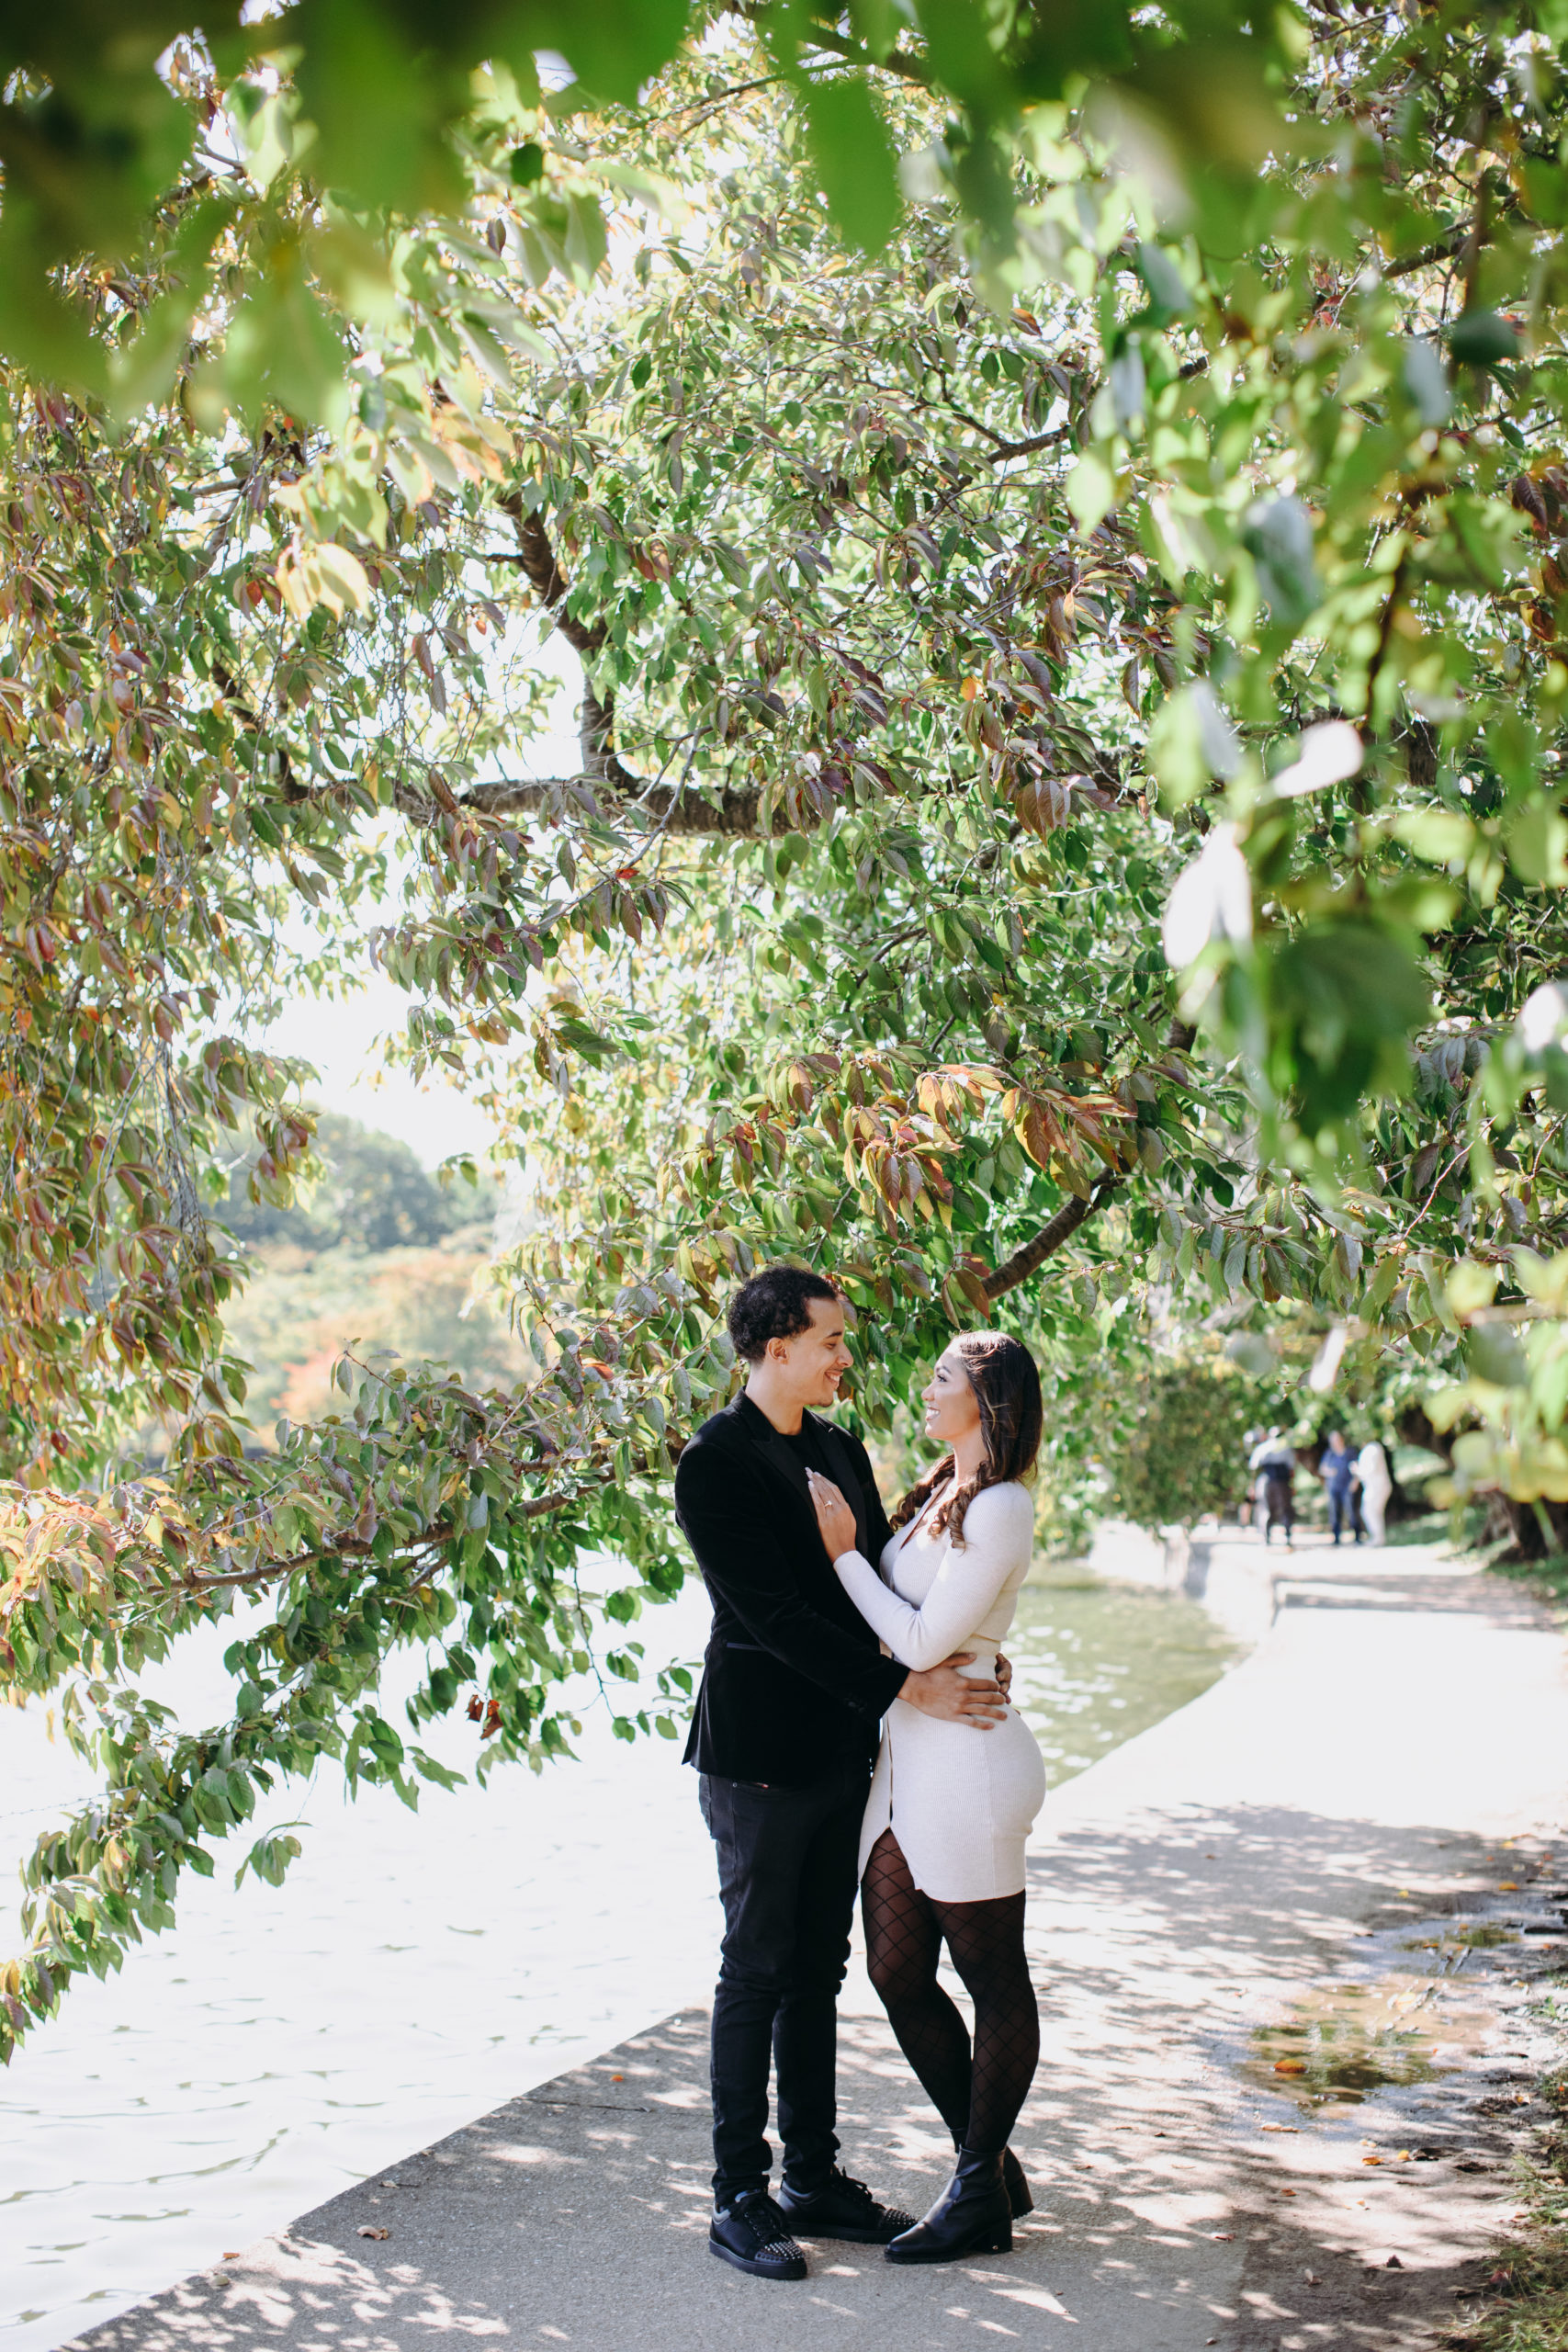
left=7, top=2, right=1568, bottom=2063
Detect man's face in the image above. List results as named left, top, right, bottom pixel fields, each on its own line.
left=772, top=1295, right=853, bottom=1407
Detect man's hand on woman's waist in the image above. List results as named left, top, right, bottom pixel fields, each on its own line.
left=899, top=1652, right=1009, bottom=1726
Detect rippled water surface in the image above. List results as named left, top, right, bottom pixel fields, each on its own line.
left=2, top=1563, right=1234, bottom=2351
left=1010, top=1564, right=1237, bottom=1782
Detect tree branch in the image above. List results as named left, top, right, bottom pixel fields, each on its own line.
left=467, top=500, right=786, bottom=837
left=982, top=1175, right=1121, bottom=1302
left=452, top=503, right=1136, bottom=842
left=979, top=424, right=1070, bottom=463
left=455, top=772, right=775, bottom=837
left=1385, top=223, right=1471, bottom=280
left=718, top=1, right=931, bottom=85
left=209, top=658, right=303, bottom=802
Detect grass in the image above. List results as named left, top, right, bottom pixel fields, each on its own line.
left=1449, top=2238, right=1568, bottom=2351
left=1449, top=2041, right=1568, bottom=2350
left=1487, top=1549, right=1568, bottom=1614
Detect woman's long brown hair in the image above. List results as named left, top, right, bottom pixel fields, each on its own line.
left=889, top=1331, right=1044, bottom=1549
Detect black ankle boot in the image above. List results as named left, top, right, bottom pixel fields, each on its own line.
left=885, top=2147, right=1012, bottom=2265
left=949, top=2132, right=1032, bottom=2219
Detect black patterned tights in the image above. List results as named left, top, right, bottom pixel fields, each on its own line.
left=861, top=1827, right=1039, bottom=2157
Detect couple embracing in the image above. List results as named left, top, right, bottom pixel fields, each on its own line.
left=674, top=1264, right=1047, bottom=2282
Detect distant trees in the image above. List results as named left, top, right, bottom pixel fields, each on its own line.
left=222, top=1113, right=486, bottom=1255
left=1107, top=1363, right=1270, bottom=1536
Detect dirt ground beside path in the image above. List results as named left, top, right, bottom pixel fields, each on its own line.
left=65, top=1535, right=1568, bottom=2352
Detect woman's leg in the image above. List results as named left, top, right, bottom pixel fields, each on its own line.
left=861, top=1828, right=972, bottom=2143
left=931, top=1891, right=1038, bottom=2155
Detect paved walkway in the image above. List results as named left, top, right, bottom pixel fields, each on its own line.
left=67, top=1534, right=1568, bottom=2352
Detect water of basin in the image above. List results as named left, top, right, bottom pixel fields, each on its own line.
left=1009, top=1563, right=1236, bottom=1783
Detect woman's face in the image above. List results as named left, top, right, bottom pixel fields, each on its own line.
left=922, top=1345, right=981, bottom=1447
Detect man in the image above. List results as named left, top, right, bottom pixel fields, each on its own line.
left=1248, top=1426, right=1296, bottom=1550
left=1320, top=1430, right=1360, bottom=1545
left=674, top=1265, right=1010, bottom=2282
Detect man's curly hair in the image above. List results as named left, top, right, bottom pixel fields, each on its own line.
left=728, top=1265, right=840, bottom=1363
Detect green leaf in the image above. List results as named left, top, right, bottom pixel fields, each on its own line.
left=849, top=0, right=901, bottom=63
left=294, top=0, right=468, bottom=215
left=1066, top=450, right=1116, bottom=537
left=1149, top=681, right=1237, bottom=808
left=802, top=76, right=901, bottom=254
left=1506, top=799, right=1568, bottom=887
left=1240, top=496, right=1320, bottom=629
left=1449, top=309, right=1520, bottom=368
left=493, top=0, right=689, bottom=106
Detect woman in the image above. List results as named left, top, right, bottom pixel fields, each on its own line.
left=1356, top=1437, right=1393, bottom=1546
left=807, top=1330, right=1046, bottom=2266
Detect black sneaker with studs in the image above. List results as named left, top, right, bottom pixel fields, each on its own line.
left=708, top=2189, right=808, bottom=2280
left=777, top=2166, right=919, bottom=2244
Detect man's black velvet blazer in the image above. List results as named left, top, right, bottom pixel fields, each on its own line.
left=675, top=1391, right=909, bottom=1786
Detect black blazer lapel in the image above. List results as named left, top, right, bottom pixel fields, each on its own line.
left=731, top=1395, right=871, bottom=1555
left=733, top=1383, right=879, bottom=1552
left=751, top=1423, right=813, bottom=1510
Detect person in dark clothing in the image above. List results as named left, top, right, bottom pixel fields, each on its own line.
left=675, top=1265, right=1010, bottom=2282
left=1320, top=1430, right=1360, bottom=1544
left=1248, top=1427, right=1296, bottom=1549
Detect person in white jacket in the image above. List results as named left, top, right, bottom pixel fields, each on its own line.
left=1356, top=1439, right=1393, bottom=1546
left=807, top=1330, right=1046, bottom=2267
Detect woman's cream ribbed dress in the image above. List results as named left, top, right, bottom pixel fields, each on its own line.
left=833, top=1478, right=1046, bottom=1903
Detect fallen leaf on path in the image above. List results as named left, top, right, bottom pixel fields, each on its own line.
left=356, top=2226, right=389, bottom=2240
left=1362, top=2155, right=1382, bottom=2165
left=1274, top=2058, right=1308, bottom=2075
left=1387, top=2254, right=1404, bottom=2269
left=1208, top=2232, right=1235, bottom=2240
left=1278, top=2188, right=1297, bottom=2197
left=1303, top=2270, right=1320, bottom=2285
left=222, top=2252, right=241, bottom=2260
left=1260, top=2124, right=1300, bottom=2132
left=1498, top=1882, right=1519, bottom=1891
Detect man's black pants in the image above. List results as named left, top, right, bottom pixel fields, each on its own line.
left=698, top=1758, right=870, bottom=2206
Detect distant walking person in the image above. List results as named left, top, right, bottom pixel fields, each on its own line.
left=1320, top=1431, right=1360, bottom=1546
left=1248, top=1428, right=1296, bottom=1549
left=1356, top=1439, right=1393, bottom=1546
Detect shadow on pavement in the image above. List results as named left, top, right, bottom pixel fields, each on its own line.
left=67, top=1807, right=1562, bottom=2352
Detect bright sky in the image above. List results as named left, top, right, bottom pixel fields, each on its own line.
left=255, top=616, right=581, bottom=1170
